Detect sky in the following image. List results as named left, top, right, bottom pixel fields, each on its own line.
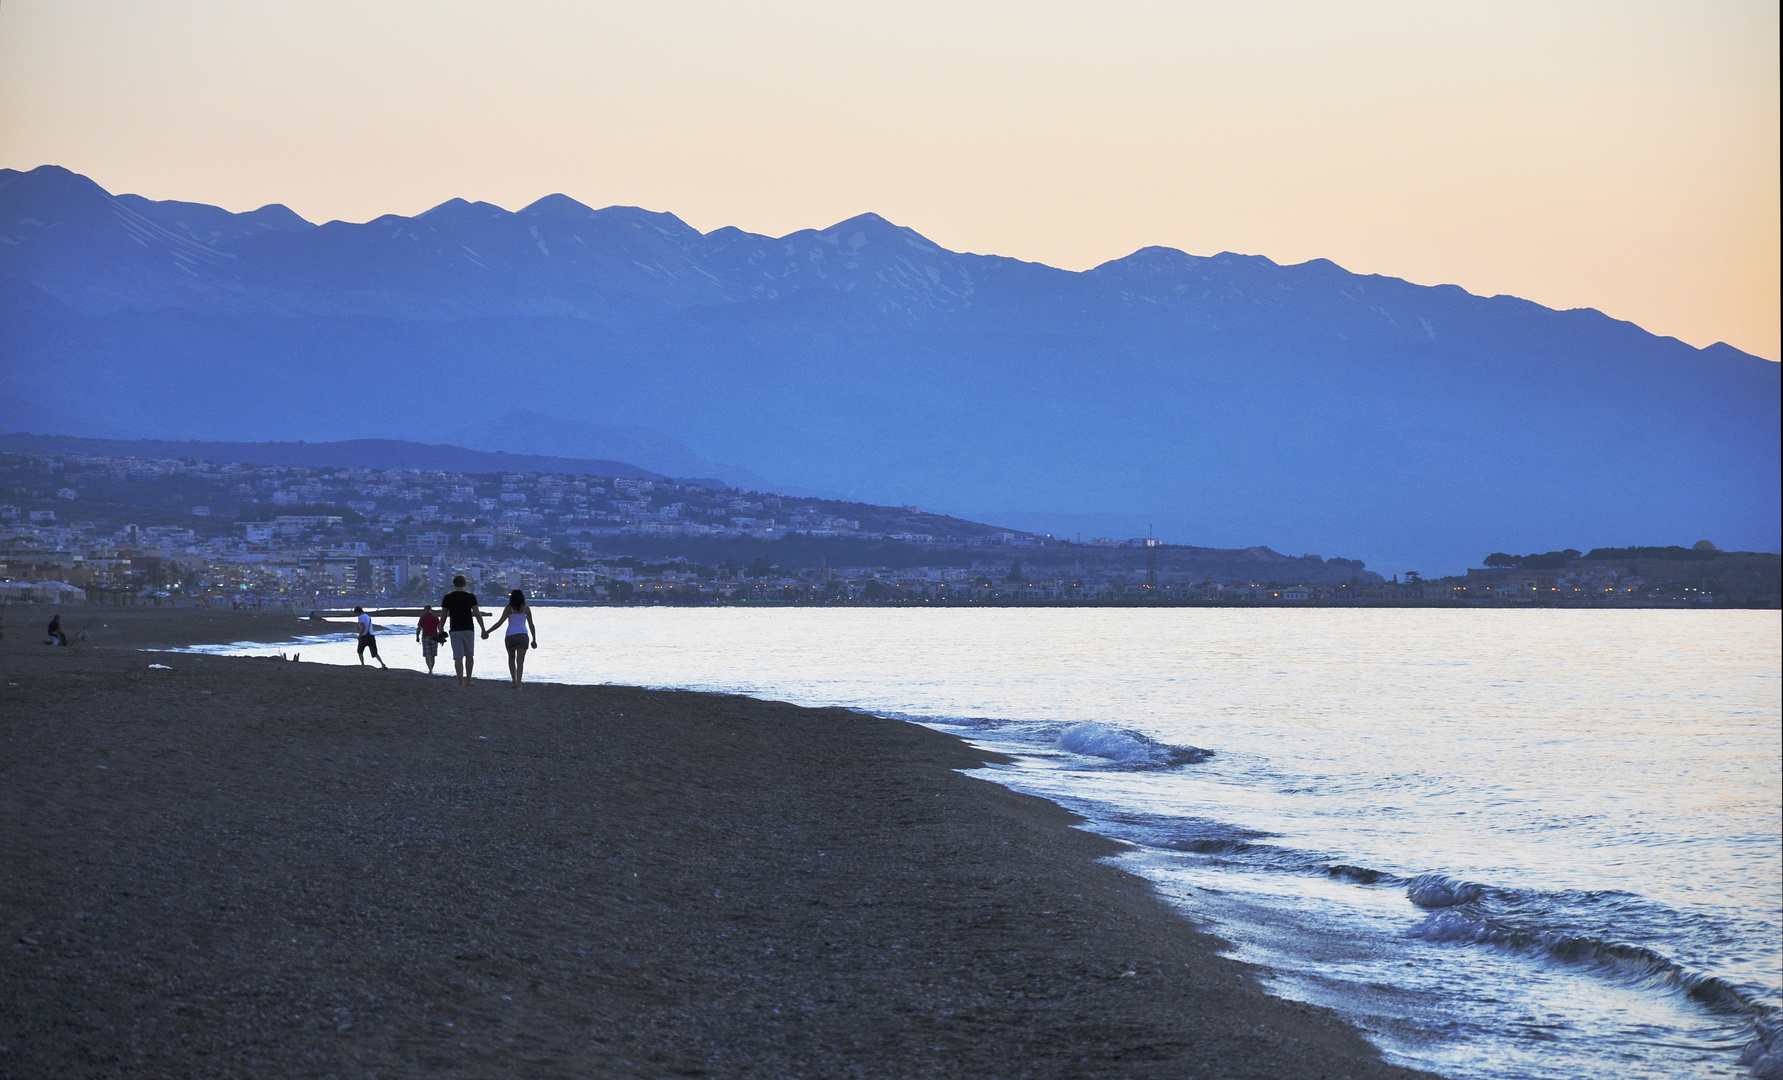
left=2, top=1, right=1777, bottom=360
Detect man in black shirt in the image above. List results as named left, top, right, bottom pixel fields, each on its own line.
left=439, top=575, right=487, bottom=684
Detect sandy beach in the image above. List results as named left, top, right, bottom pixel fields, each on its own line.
left=1, top=609, right=1437, bottom=1078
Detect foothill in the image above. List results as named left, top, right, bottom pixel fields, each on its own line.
left=4, top=449, right=1775, bottom=610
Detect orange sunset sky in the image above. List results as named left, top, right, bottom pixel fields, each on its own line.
left=2, top=0, right=1777, bottom=360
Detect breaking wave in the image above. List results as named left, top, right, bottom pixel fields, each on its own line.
left=1406, top=873, right=1487, bottom=908
left=1056, top=721, right=1211, bottom=768
left=1397, top=873, right=1782, bottom=1073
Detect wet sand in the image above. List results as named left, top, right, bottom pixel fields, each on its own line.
left=1, top=610, right=1438, bottom=1078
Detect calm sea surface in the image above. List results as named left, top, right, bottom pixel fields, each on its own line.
left=200, top=608, right=1782, bottom=1079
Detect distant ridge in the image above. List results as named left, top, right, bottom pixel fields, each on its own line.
left=444, top=410, right=777, bottom=492
left=0, top=433, right=738, bottom=488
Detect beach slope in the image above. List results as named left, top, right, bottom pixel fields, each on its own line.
left=0, top=622, right=1437, bottom=1079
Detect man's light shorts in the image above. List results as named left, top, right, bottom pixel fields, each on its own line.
left=450, top=630, right=476, bottom=659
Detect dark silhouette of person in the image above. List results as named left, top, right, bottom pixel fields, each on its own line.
left=439, top=575, right=486, bottom=684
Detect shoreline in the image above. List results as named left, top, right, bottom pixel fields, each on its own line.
left=3, top=612, right=1439, bottom=1078
left=165, top=597, right=1783, bottom=613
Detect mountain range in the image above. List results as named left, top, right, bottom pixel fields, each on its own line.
left=1, top=164, right=1776, bottom=572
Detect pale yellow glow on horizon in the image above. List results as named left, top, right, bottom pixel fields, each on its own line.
left=2, top=0, right=1776, bottom=359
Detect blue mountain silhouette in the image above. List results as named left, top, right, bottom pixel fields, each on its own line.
left=1, top=165, right=1775, bottom=571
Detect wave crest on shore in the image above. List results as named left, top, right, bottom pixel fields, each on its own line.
left=1057, top=721, right=1210, bottom=768
left=1400, top=875, right=1783, bottom=1073
left=1406, top=873, right=1486, bottom=908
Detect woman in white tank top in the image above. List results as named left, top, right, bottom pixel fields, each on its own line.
left=482, top=589, right=539, bottom=687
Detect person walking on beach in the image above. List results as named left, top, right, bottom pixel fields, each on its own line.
left=415, top=604, right=443, bottom=674
left=482, top=589, right=539, bottom=688
left=354, top=606, right=387, bottom=668
left=440, top=575, right=486, bottom=685
left=45, top=614, right=67, bottom=646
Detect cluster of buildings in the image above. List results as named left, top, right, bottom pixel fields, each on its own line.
left=1448, top=566, right=1660, bottom=602
left=0, top=452, right=1037, bottom=608
left=0, top=451, right=1760, bottom=608
left=1, top=456, right=935, bottom=544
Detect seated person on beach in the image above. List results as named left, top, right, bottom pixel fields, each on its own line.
left=482, top=589, right=539, bottom=688
left=45, top=614, right=67, bottom=646
left=354, top=606, right=387, bottom=669
left=415, top=604, right=443, bottom=674
left=440, top=576, right=486, bottom=684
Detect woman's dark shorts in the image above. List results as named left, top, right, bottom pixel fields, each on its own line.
left=505, top=634, right=529, bottom=655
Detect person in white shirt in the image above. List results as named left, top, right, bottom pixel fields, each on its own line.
left=482, top=589, right=539, bottom=688
left=354, top=606, right=387, bottom=669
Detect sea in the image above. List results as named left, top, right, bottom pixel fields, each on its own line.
left=192, top=607, right=1783, bottom=1079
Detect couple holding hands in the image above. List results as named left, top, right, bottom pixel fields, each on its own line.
left=418, top=575, right=540, bottom=687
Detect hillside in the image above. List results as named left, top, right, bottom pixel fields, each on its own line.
left=1, top=165, right=1776, bottom=573
left=0, top=446, right=1385, bottom=592
left=0, top=432, right=672, bottom=482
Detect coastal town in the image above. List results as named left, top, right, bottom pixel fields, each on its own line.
left=2, top=450, right=1777, bottom=609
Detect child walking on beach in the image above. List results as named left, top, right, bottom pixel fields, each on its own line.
left=482, top=589, right=539, bottom=688
left=415, top=604, right=442, bottom=674
left=354, top=606, right=387, bottom=669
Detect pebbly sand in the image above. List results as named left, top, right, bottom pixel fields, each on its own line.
left=1, top=609, right=1438, bottom=1078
